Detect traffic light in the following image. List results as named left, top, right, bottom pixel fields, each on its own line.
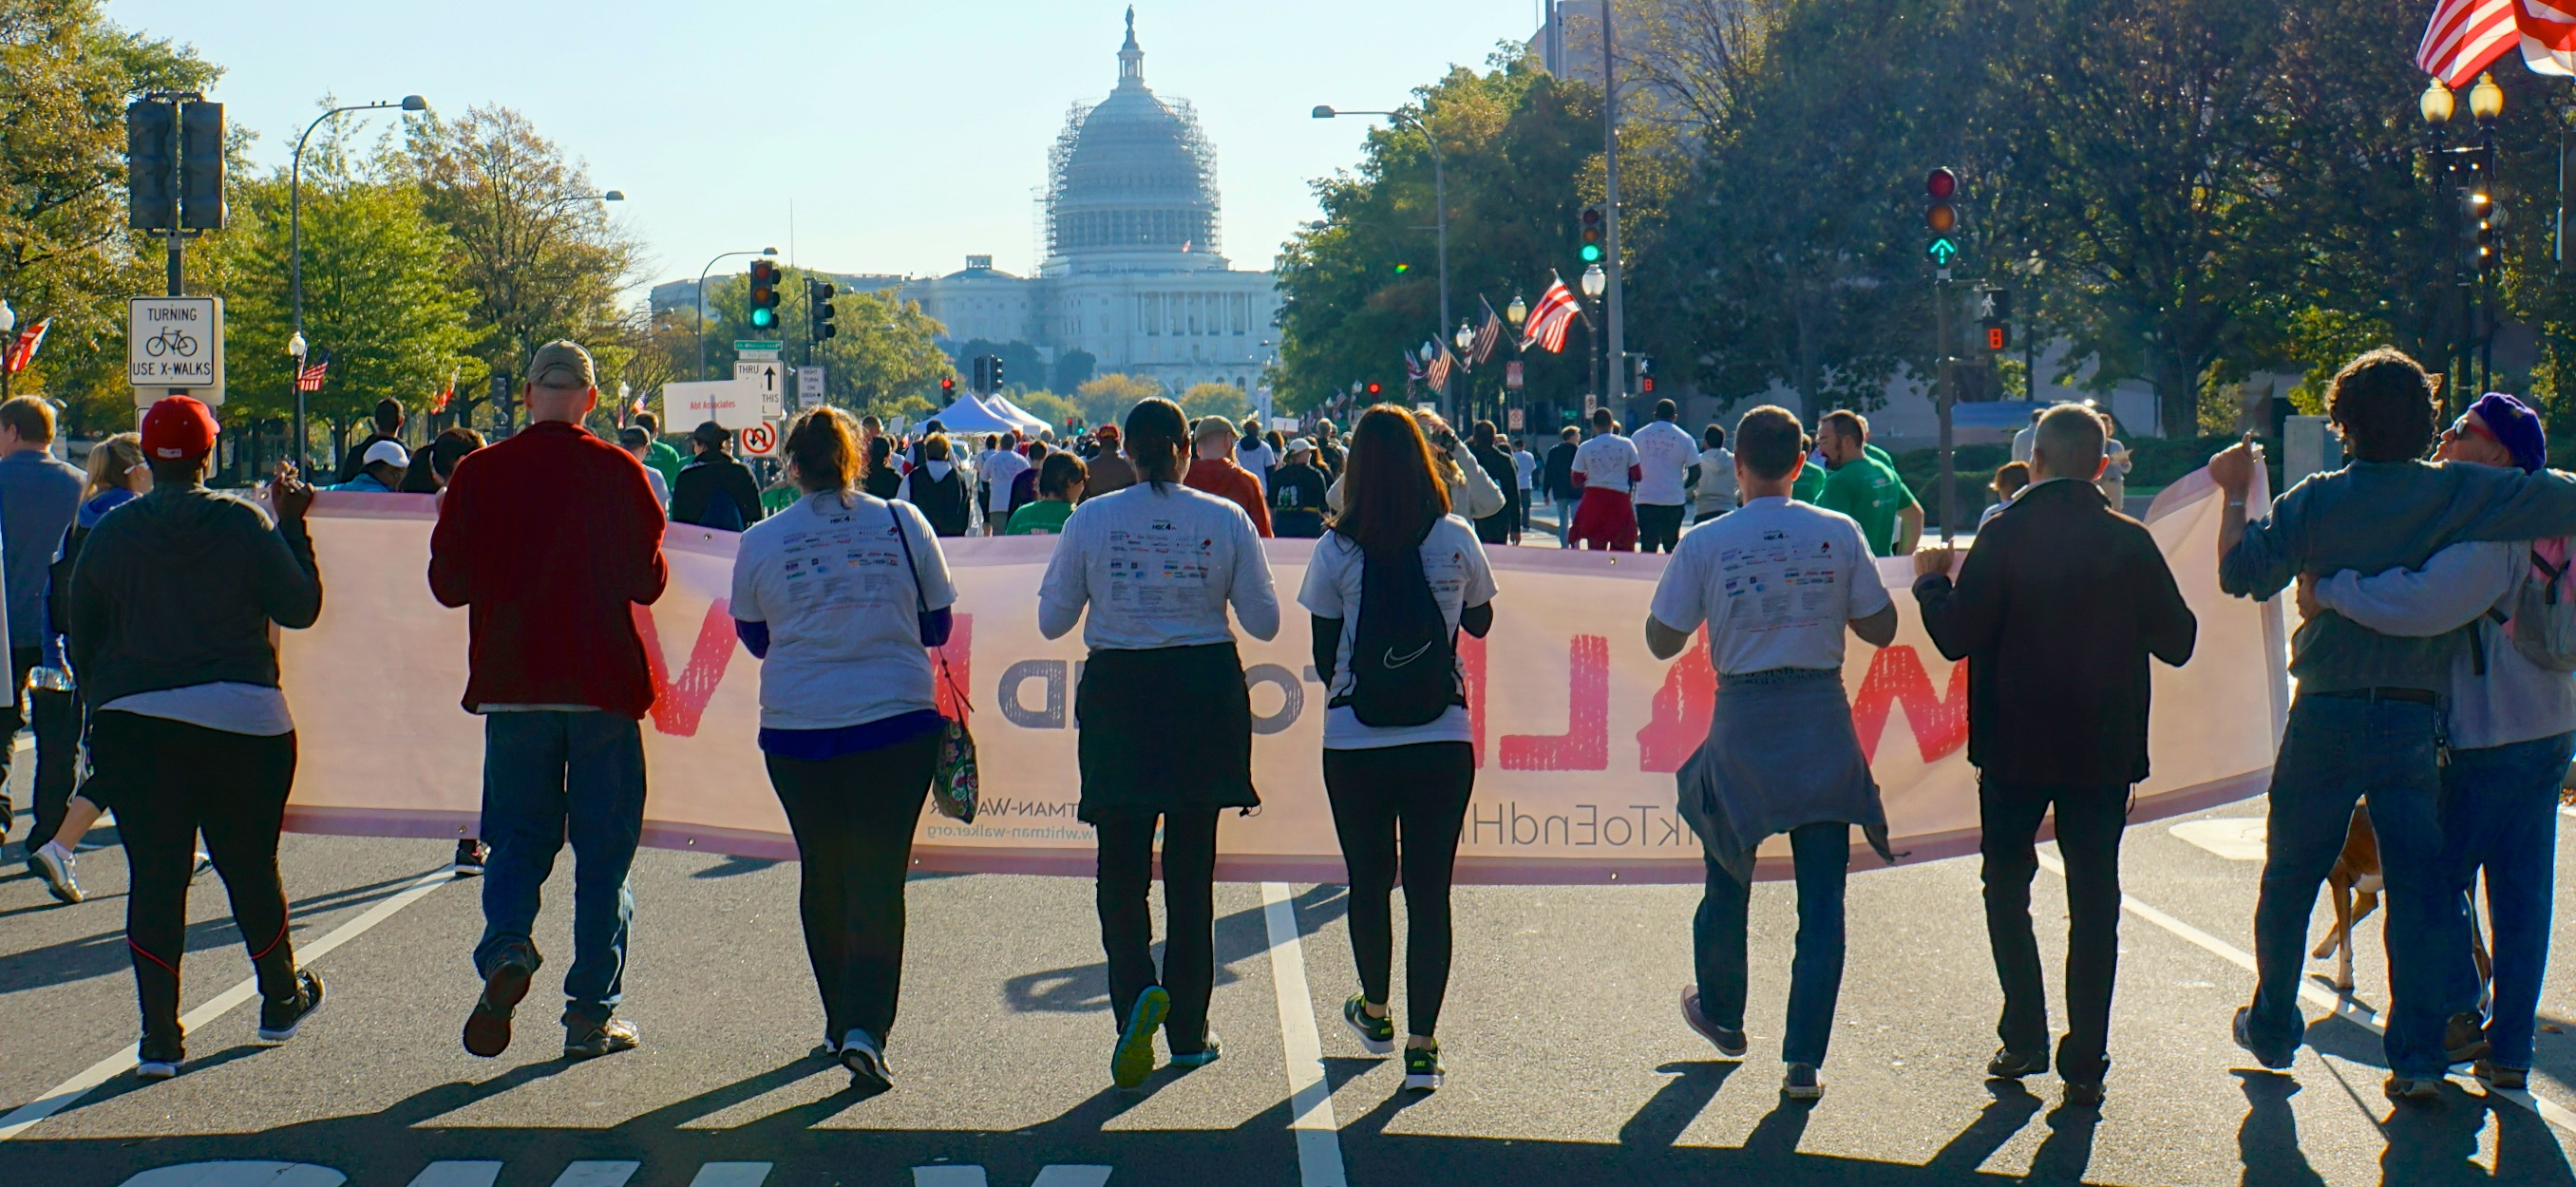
left=1579, top=204, right=1605, bottom=263
left=126, top=101, right=175, bottom=230
left=1979, top=287, right=2012, bottom=351
left=1364, top=381, right=1383, bottom=398
left=991, top=355, right=1005, bottom=391
left=971, top=355, right=990, bottom=394
left=2461, top=183, right=2505, bottom=273
left=179, top=102, right=224, bottom=231
left=807, top=279, right=837, bottom=342
left=747, top=260, right=781, bottom=330
left=1634, top=355, right=1654, bottom=394
left=1924, top=167, right=1960, bottom=267
left=940, top=375, right=957, bottom=399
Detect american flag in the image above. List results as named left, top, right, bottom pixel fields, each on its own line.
left=2519, top=0, right=2576, bottom=74
left=295, top=356, right=329, bottom=392
left=1426, top=345, right=1457, bottom=391
left=1467, top=296, right=1503, bottom=367
left=431, top=364, right=459, bottom=414
left=5, top=317, right=50, bottom=375
left=1403, top=348, right=1425, bottom=382
left=1520, top=275, right=1580, bottom=353
left=2419, top=0, right=2517, bottom=86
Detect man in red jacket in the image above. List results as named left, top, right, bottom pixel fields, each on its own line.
left=429, top=340, right=669, bottom=1062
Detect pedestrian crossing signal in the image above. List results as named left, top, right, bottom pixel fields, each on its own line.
left=1986, top=325, right=2009, bottom=351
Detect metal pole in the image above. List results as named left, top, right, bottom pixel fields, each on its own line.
left=696, top=250, right=761, bottom=382
left=1600, top=0, right=1626, bottom=415
left=1936, top=273, right=1955, bottom=542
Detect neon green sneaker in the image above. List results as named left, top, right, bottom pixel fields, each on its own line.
left=1111, top=986, right=1169, bottom=1089
left=1343, top=994, right=1394, bottom=1055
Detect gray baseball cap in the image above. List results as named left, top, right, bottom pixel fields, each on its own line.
left=528, top=340, right=596, bottom=388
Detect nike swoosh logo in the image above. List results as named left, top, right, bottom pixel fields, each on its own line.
left=1383, top=642, right=1433, bottom=669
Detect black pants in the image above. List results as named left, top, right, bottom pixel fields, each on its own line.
left=23, top=683, right=85, bottom=850
left=1094, top=808, right=1220, bottom=1055
left=96, top=711, right=301, bottom=1048
left=0, top=645, right=28, bottom=821
left=763, top=731, right=938, bottom=1047
left=1637, top=503, right=1686, bottom=554
left=1324, top=742, right=1475, bottom=1037
left=1980, top=777, right=2129, bottom=1083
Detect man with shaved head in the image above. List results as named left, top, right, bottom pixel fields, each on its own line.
left=1910, top=402, right=2198, bottom=1108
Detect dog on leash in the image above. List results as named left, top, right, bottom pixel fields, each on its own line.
left=2312, top=804, right=2491, bottom=995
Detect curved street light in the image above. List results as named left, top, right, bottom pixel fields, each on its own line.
left=696, top=247, right=780, bottom=381
left=290, top=94, right=428, bottom=470
left=1315, top=102, right=1452, bottom=418
left=542, top=191, right=625, bottom=213
left=2421, top=77, right=2455, bottom=126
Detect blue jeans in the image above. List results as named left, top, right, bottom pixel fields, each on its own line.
left=475, top=711, right=647, bottom=1023
left=2247, top=695, right=2459, bottom=1077
left=1695, top=821, right=1848, bottom=1066
left=1553, top=497, right=1580, bottom=546
left=2440, top=731, right=2571, bottom=1069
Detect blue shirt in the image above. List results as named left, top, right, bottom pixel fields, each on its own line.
left=0, top=450, right=85, bottom=648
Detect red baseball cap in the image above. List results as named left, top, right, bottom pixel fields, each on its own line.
left=141, top=396, right=218, bottom=461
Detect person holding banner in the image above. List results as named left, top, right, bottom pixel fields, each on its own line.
left=729, top=406, right=956, bottom=1092
left=1302, top=405, right=1497, bottom=1093
left=1039, top=396, right=1279, bottom=1090
left=1645, top=405, right=1898, bottom=1102
left=1911, top=404, right=2198, bottom=1109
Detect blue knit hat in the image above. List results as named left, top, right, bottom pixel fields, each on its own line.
left=2469, top=392, right=2548, bottom=474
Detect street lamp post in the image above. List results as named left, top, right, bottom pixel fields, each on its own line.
left=291, top=95, right=426, bottom=472
left=542, top=191, right=625, bottom=214
left=2471, top=72, right=2505, bottom=401
left=0, top=298, right=14, bottom=404
left=696, top=247, right=780, bottom=381
left=1452, top=319, right=1474, bottom=422
left=1506, top=293, right=1528, bottom=429
left=1581, top=264, right=1608, bottom=419
left=1314, top=104, right=1451, bottom=420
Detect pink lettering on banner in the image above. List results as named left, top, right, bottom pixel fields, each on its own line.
left=634, top=600, right=738, bottom=736
left=1501, top=634, right=1609, bottom=771
left=933, top=614, right=974, bottom=719
left=1635, top=627, right=1714, bottom=774
left=1849, top=645, right=1968, bottom=763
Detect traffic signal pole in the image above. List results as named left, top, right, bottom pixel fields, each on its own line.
left=1600, top=1, right=1626, bottom=417
left=1935, top=273, right=1955, bottom=543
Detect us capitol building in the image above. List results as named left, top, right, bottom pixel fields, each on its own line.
left=900, top=10, right=1280, bottom=397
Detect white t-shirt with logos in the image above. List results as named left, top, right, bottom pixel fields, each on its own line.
left=980, top=449, right=1031, bottom=511
left=1236, top=440, right=1279, bottom=492
left=1631, top=420, right=1698, bottom=506
left=1648, top=496, right=1889, bottom=676
left=730, top=491, right=956, bottom=730
left=1297, top=517, right=1498, bottom=749
left=1572, top=433, right=1639, bottom=494
left=1038, top=481, right=1279, bottom=650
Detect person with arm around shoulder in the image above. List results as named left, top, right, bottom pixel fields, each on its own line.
left=1299, top=405, right=1497, bottom=1092
left=1642, top=404, right=1901, bottom=1102
left=729, top=406, right=957, bottom=1091
left=1036, top=396, right=1280, bottom=1089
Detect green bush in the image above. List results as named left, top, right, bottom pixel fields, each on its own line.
left=1891, top=433, right=2278, bottom=527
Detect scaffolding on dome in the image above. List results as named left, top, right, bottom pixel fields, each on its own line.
left=1040, top=89, right=1222, bottom=262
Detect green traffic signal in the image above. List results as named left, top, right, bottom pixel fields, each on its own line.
left=1580, top=243, right=1603, bottom=263
left=750, top=308, right=775, bottom=329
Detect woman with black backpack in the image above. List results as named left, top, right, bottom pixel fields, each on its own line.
left=1297, top=405, right=1497, bottom=1092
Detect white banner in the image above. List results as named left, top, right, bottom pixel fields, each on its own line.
left=275, top=473, right=2282, bottom=883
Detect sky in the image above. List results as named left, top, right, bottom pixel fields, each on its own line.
left=104, top=0, right=1544, bottom=295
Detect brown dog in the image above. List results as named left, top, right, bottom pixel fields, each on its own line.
left=2312, top=804, right=2491, bottom=995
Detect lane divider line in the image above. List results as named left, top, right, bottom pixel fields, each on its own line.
left=0, top=865, right=456, bottom=1142
left=1261, top=882, right=1350, bottom=1187
left=2033, top=850, right=2576, bottom=1134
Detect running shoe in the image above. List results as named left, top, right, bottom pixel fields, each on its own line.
left=1170, top=1030, right=1222, bottom=1068
left=1111, top=986, right=1170, bottom=1089
left=1986, top=1046, right=2050, bottom=1080
left=1343, top=993, right=1394, bottom=1055
left=2474, top=1061, right=2529, bottom=1091
left=2231, top=1007, right=2294, bottom=1071
left=2063, top=1081, right=2106, bottom=1109
left=840, top=1028, right=892, bottom=1092
left=30, top=840, right=81, bottom=904
left=2383, top=1075, right=2441, bottom=1103
left=1783, top=1063, right=1826, bottom=1101
left=1680, top=988, right=1748, bottom=1058
left=563, top=1016, right=640, bottom=1060
left=452, top=838, right=487, bottom=878
left=462, top=947, right=539, bottom=1058
left=136, top=1035, right=182, bottom=1081
left=2444, top=1013, right=2492, bottom=1065
left=256, top=970, right=325, bottom=1042
left=1402, top=1044, right=1444, bottom=1091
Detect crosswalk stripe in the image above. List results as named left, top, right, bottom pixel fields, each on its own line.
left=548, top=1163, right=639, bottom=1187
left=2033, top=849, right=2576, bottom=1135
left=1030, top=1168, right=1112, bottom=1186
left=687, top=1164, right=772, bottom=1186
left=405, top=1162, right=502, bottom=1187
left=1261, top=882, right=1349, bottom=1187
left=913, top=1170, right=987, bottom=1187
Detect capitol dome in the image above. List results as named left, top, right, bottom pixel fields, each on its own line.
left=1044, top=9, right=1222, bottom=266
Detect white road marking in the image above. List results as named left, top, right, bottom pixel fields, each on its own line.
left=2168, top=818, right=2266, bottom=862
left=2034, top=850, right=2576, bottom=1134
left=1029, top=1170, right=1113, bottom=1187
left=117, top=1164, right=345, bottom=1187
left=0, top=866, right=456, bottom=1141
left=914, top=1170, right=986, bottom=1187
left=406, top=1163, right=502, bottom=1187
left=687, top=1164, right=773, bottom=1187
left=549, top=1163, right=639, bottom=1187
left=1261, top=882, right=1350, bottom=1187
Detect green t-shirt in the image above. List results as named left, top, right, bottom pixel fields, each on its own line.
left=760, top=483, right=799, bottom=516
left=645, top=439, right=685, bottom=490
left=1814, top=445, right=1919, bottom=556
left=1005, top=499, right=1077, bottom=536
left=1791, top=461, right=1827, bottom=503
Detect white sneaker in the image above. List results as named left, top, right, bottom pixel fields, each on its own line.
left=31, top=841, right=81, bottom=904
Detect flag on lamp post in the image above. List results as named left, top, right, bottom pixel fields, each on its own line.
left=1426, top=345, right=1457, bottom=392
left=1468, top=296, right=1504, bottom=367
left=4, top=317, right=50, bottom=374
left=295, top=355, right=330, bottom=392
left=2419, top=0, right=2518, bottom=85
left=1520, top=275, right=1581, bottom=353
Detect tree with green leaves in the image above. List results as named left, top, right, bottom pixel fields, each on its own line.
left=1074, top=372, right=1164, bottom=425
left=1179, top=382, right=1251, bottom=423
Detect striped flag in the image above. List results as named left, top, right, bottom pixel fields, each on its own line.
left=295, top=355, right=330, bottom=392
left=4, top=317, right=50, bottom=375
left=1426, top=345, right=1457, bottom=391
left=1468, top=296, right=1503, bottom=367
left=2419, top=0, right=2517, bottom=86
left=1520, top=275, right=1581, bottom=353
left=431, top=364, right=459, bottom=413
left=2520, top=0, right=2576, bottom=74
left=1403, top=348, right=1425, bottom=382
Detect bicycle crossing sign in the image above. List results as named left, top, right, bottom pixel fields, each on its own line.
left=127, top=296, right=224, bottom=404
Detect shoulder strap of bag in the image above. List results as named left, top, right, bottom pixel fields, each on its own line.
left=889, top=502, right=972, bottom=715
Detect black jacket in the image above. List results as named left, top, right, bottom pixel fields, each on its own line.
left=669, top=453, right=765, bottom=531
left=1470, top=443, right=1520, bottom=542
left=1913, top=479, right=2197, bottom=788
left=1543, top=441, right=1580, bottom=500
left=335, top=431, right=400, bottom=484
left=66, top=483, right=321, bottom=708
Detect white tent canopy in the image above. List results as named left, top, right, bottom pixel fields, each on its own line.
left=984, top=395, right=1052, bottom=435
left=920, top=394, right=1023, bottom=436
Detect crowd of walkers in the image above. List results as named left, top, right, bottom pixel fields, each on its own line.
left=8, top=338, right=2562, bottom=1114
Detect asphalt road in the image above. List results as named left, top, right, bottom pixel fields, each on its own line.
left=2, top=746, right=2573, bottom=1187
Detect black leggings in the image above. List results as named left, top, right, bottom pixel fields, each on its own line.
left=95, top=711, right=301, bottom=1046
left=1093, top=809, right=1220, bottom=1054
left=764, top=730, right=938, bottom=1047
left=1324, top=742, right=1475, bottom=1037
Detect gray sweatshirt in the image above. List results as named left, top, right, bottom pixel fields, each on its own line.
left=2313, top=537, right=2576, bottom=750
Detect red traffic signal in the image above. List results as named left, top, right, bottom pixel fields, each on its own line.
left=1925, top=167, right=1957, bottom=199
left=1364, top=381, right=1383, bottom=397
left=940, top=376, right=957, bottom=395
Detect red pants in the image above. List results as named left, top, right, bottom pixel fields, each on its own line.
left=1569, top=487, right=1638, bottom=551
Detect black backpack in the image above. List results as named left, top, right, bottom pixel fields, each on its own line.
left=1332, top=527, right=1464, bottom=727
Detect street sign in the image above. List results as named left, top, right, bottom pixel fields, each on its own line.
left=733, top=340, right=782, bottom=353
left=741, top=420, right=780, bottom=458
left=1505, top=361, right=1524, bottom=390
left=126, top=296, right=224, bottom=403
left=736, top=360, right=785, bottom=418
left=1507, top=407, right=1525, bottom=431
left=663, top=379, right=762, bottom=431
left=796, top=366, right=824, bottom=407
